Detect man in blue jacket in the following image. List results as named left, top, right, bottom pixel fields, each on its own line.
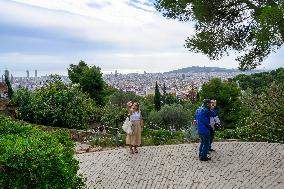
left=195, top=99, right=212, bottom=161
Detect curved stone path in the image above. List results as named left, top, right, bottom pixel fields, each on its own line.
left=76, top=142, right=284, bottom=189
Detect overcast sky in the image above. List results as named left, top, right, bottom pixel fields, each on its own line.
left=0, top=0, right=284, bottom=76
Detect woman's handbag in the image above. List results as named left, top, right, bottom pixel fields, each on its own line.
left=122, top=117, right=133, bottom=135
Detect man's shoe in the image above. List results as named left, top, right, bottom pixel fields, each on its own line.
left=208, top=149, right=215, bottom=152
left=206, top=157, right=211, bottom=160
left=200, top=157, right=211, bottom=161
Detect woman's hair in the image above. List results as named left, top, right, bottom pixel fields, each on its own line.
left=133, top=102, right=140, bottom=112
left=127, top=101, right=133, bottom=108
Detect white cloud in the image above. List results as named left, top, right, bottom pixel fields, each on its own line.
left=1, top=0, right=191, bottom=51
left=0, top=0, right=283, bottom=76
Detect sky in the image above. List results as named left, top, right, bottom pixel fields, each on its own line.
left=0, top=0, right=284, bottom=77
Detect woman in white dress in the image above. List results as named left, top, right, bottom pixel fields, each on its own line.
left=126, top=102, right=143, bottom=154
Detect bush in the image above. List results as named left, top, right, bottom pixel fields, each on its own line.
left=215, top=129, right=238, bottom=139
left=0, top=116, right=85, bottom=188
left=147, top=104, right=192, bottom=130
left=235, top=83, right=284, bottom=143
left=11, top=80, right=95, bottom=129
left=90, top=127, right=187, bottom=147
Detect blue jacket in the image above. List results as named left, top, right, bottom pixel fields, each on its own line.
left=195, top=105, right=211, bottom=134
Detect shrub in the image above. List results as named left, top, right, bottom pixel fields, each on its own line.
left=11, top=80, right=95, bottom=129
left=235, top=83, right=284, bottom=143
left=0, top=116, right=85, bottom=188
left=147, top=104, right=192, bottom=130
left=215, top=129, right=238, bottom=139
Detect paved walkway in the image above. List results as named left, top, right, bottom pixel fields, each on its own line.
left=76, top=142, right=284, bottom=189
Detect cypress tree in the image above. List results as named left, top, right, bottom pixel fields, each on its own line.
left=154, top=81, right=161, bottom=111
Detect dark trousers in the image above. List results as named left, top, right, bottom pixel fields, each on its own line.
left=198, top=132, right=210, bottom=160
left=209, top=128, right=215, bottom=150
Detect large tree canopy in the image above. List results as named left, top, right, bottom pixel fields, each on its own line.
left=155, top=0, right=284, bottom=70
left=68, top=60, right=107, bottom=106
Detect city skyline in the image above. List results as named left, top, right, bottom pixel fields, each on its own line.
left=1, top=0, right=284, bottom=76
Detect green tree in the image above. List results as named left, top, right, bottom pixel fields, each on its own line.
left=68, top=60, right=108, bottom=106
left=108, top=91, right=141, bottom=108
left=154, top=81, right=161, bottom=111
left=155, top=0, right=284, bottom=70
left=163, top=93, right=179, bottom=105
left=199, top=78, right=241, bottom=128
left=4, top=75, right=13, bottom=99
left=232, top=68, right=284, bottom=94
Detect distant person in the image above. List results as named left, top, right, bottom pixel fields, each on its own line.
left=195, top=99, right=212, bottom=161
left=209, top=99, right=220, bottom=151
left=126, top=102, right=143, bottom=154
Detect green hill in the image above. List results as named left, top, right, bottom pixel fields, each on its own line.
left=165, top=66, right=239, bottom=73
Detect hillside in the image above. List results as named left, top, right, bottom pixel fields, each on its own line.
left=165, top=66, right=240, bottom=73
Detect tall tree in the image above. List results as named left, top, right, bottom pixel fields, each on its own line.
left=199, top=78, right=241, bottom=128
left=68, top=60, right=107, bottom=106
left=154, top=81, right=161, bottom=111
left=155, top=0, right=284, bottom=70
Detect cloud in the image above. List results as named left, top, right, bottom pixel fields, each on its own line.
left=0, top=0, right=283, bottom=76
left=0, top=0, right=191, bottom=51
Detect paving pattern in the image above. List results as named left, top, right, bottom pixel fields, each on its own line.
left=76, top=142, right=284, bottom=189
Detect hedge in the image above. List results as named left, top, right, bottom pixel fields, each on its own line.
left=0, top=116, right=86, bottom=188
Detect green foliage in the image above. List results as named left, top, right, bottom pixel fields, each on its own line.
left=232, top=68, right=284, bottom=94
left=155, top=0, right=284, bottom=70
left=142, top=94, right=155, bottom=113
left=215, top=129, right=238, bottom=140
left=0, top=116, right=85, bottom=188
left=68, top=60, right=109, bottom=106
left=4, top=75, right=13, bottom=99
left=101, top=91, right=146, bottom=132
left=148, top=104, right=192, bottom=130
left=108, top=91, right=141, bottom=108
left=91, top=133, right=126, bottom=147
left=199, top=78, right=241, bottom=128
left=235, top=83, right=284, bottom=143
left=142, top=128, right=184, bottom=145
left=90, top=127, right=187, bottom=147
left=101, top=102, right=128, bottom=134
left=161, top=93, right=179, bottom=105
left=154, top=81, right=161, bottom=111
left=11, top=80, right=95, bottom=129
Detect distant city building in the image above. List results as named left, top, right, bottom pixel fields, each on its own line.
left=10, top=74, right=14, bottom=83
left=35, top=70, right=38, bottom=78
left=114, top=70, right=118, bottom=77
left=102, top=69, right=249, bottom=100
left=4, top=70, right=9, bottom=79
left=26, top=70, right=29, bottom=78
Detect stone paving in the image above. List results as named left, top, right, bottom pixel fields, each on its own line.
left=76, top=142, right=284, bottom=189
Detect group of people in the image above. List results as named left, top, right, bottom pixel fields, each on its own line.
left=195, top=99, right=220, bottom=161
left=124, top=99, right=220, bottom=161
